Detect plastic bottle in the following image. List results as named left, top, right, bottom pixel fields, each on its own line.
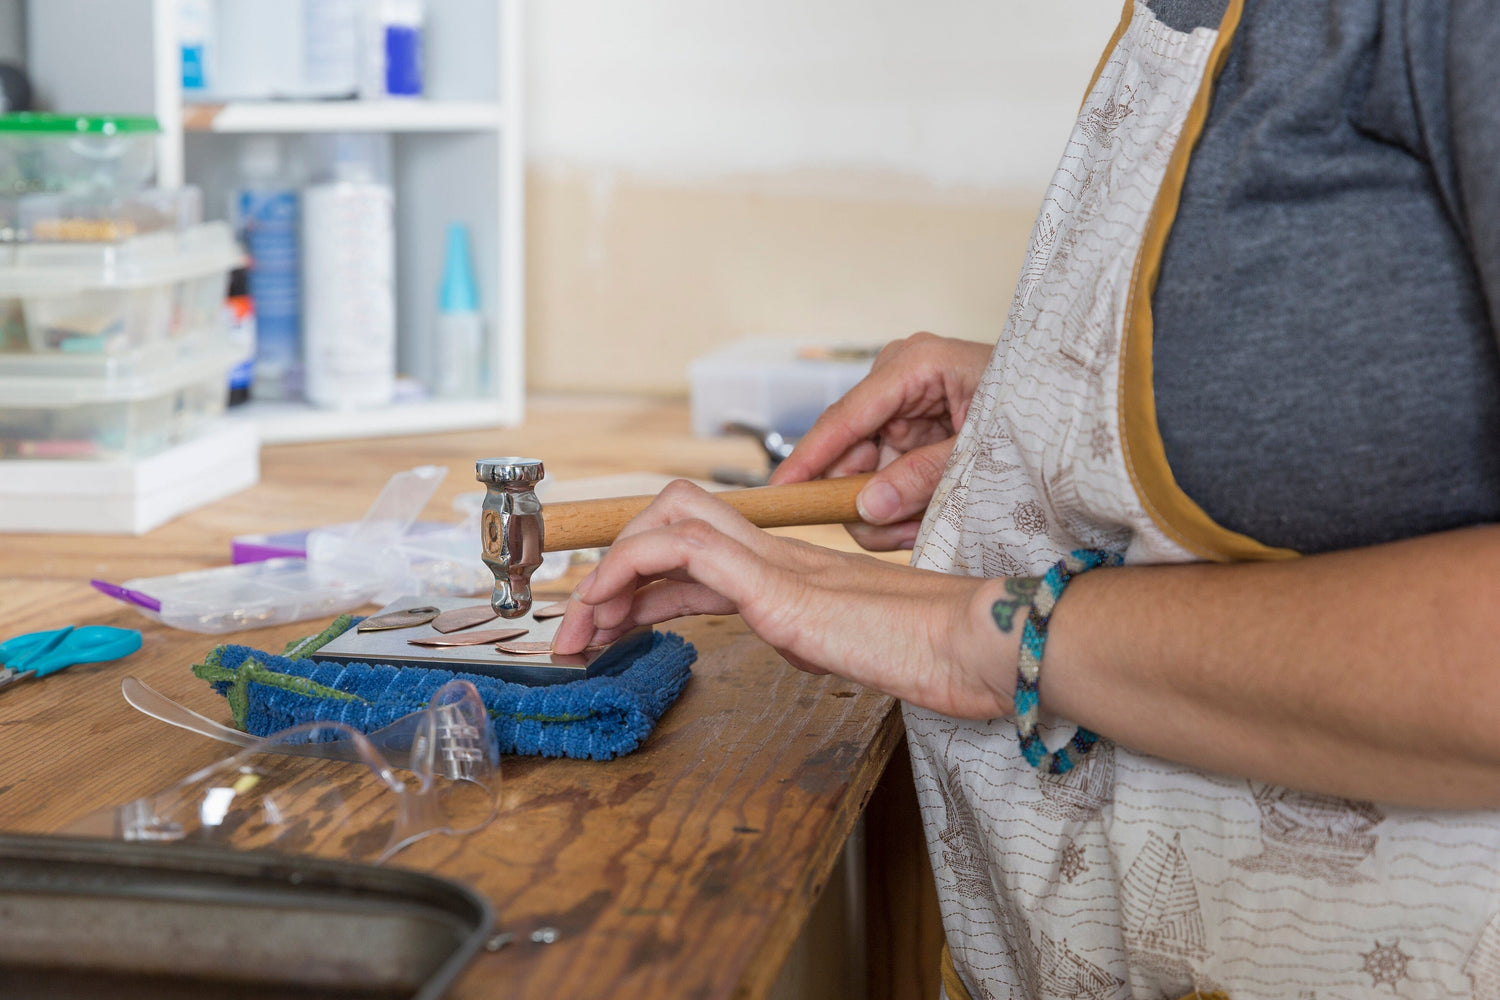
left=232, top=137, right=301, bottom=401
left=301, top=134, right=396, bottom=410
left=215, top=0, right=302, bottom=100
left=362, top=0, right=424, bottom=98
left=433, top=222, right=485, bottom=399
left=178, top=0, right=216, bottom=97
left=383, top=0, right=425, bottom=97
left=302, top=0, right=360, bottom=99
left=224, top=266, right=256, bottom=407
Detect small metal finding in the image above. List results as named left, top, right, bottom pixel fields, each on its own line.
left=530, top=927, right=560, bottom=945
left=356, top=606, right=441, bottom=632
left=407, top=628, right=530, bottom=647
left=530, top=602, right=568, bottom=620
left=485, top=932, right=516, bottom=952
left=430, top=605, right=500, bottom=634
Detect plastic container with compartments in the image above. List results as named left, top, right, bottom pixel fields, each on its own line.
left=0, top=419, right=259, bottom=534
left=0, top=185, right=202, bottom=244
left=0, top=113, right=160, bottom=196
left=0, top=221, right=240, bottom=357
left=0, top=348, right=237, bottom=460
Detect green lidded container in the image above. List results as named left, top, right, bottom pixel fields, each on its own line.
left=0, top=113, right=161, bottom=197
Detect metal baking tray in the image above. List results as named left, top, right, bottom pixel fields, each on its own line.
left=0, top=833, right=493, bottom=1000
left=313, top=594, right=652, bottom=685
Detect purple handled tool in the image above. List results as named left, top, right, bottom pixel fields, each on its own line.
left=91, top=580, right=163, bottom=613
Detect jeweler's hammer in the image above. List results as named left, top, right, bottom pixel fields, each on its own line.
left=476, top=457, right=874, bottom=618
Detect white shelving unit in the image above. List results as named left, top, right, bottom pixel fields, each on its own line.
left=182, top=99, right=504, bottom=134
left=24, top=0, right=525, bottom=443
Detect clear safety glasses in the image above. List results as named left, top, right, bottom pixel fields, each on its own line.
left=70, top=678, right=500, bottom=864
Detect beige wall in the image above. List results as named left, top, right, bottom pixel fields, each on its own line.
left=523, top=0, right=1121, bottom=395
left=526, top=167, right=1041, bottom=394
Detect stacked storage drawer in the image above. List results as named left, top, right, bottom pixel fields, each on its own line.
left=0, top=223, right=243, bottom=459
left=0, top=113, right=258, bottom=533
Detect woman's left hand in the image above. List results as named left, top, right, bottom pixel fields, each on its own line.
left=552, top=480, right=1016, bottom=720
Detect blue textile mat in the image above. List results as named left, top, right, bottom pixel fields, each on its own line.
left=192, top=615, right=696, bottom=760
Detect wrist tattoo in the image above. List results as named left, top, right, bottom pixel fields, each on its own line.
left=991, top=577, right=1041, bottom=632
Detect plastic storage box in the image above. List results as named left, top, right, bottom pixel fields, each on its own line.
left=0, top=419, right=259, bottom=534
left=0, top=113, right=159, bottom=196
left=1, top=185, right=202, bottom=244
left=688, top=338, right=881, bottom=438
left=0, top=347, right=237, bottom=460
left=0, top=221, right=239, bottom=357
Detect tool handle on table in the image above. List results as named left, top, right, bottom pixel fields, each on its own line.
left=542, top=473, right=875, bottom=552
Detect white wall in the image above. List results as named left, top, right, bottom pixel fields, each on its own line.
left=525, top=0, right=1123, bottom=194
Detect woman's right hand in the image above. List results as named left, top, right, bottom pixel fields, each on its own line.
left=769, top=332, right=993, bottom=551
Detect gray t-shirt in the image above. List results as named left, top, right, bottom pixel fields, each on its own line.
left=1152, top=0, right=1500, bottom=554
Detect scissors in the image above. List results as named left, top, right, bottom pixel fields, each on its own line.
left=0, top=625, right=143, bottom=693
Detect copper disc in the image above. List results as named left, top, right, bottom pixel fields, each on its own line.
left=493, top=641, right=560, bottom=655
left=408, top=628, right=530, bottom=647
left=430, top=605, right=500, bottom=633
left=495, top=640, right=606, bottom=656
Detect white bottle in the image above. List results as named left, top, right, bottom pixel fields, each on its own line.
left=215, top=0, right=303, bottom=100
left=302, top=0, right=361, bottom=99
left=301, top=134, right=396, bottom=410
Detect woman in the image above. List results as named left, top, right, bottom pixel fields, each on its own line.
left=558, top=0, right=1500, bottom=995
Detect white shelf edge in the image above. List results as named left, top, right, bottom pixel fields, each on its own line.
left=184, top=100, right=504, bottom=133
left=228, top=397, right=518, bottom=445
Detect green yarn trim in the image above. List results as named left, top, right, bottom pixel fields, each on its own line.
left=192, top=641, right=361, bottom=731
left=283, top=614, right=356, bottom=660
left=190, top=644, right=233, bottom=686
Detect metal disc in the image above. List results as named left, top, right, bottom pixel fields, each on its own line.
left=431, top=605, right=501, bottom=633
left=356, top=606, right=442, bottom=632
left=408, top=628, right=530, bottom=647
left=493, top=641, right=561, bottom=655
left=530, top=602, right=569, bottom=620
left=494, top=640, right=607, bottom=656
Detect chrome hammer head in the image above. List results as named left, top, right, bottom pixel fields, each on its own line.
left=475, top=458, right=545, bottom=618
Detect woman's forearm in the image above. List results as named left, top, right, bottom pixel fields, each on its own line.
left=1038, top=525, right=1500, bottom=808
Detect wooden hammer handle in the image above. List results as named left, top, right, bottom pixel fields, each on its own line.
left=542, top=473, right=875, bottom=552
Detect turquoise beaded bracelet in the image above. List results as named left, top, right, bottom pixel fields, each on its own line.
left=1014, top=549, right=1122, bottom=774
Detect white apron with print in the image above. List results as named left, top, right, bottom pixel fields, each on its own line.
left=907, top=3, right=1500, bottom=998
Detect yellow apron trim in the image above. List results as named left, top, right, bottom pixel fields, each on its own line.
left=1082, top=0, right=1137, bottom=109
left=940, top=943, right=974, bottom=1000
left=941, top=941, right=1229, bottom=1000
left=1117, top=0, right=1299, bottom=563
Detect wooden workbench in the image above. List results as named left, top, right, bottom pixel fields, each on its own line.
left=0, top=395, right=941, bottom=1000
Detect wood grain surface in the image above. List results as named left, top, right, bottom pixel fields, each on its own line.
left=0, top=395, right=939, bottom=1000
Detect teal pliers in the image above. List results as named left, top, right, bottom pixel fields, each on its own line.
left=0, top=625, right=143, bottom=693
